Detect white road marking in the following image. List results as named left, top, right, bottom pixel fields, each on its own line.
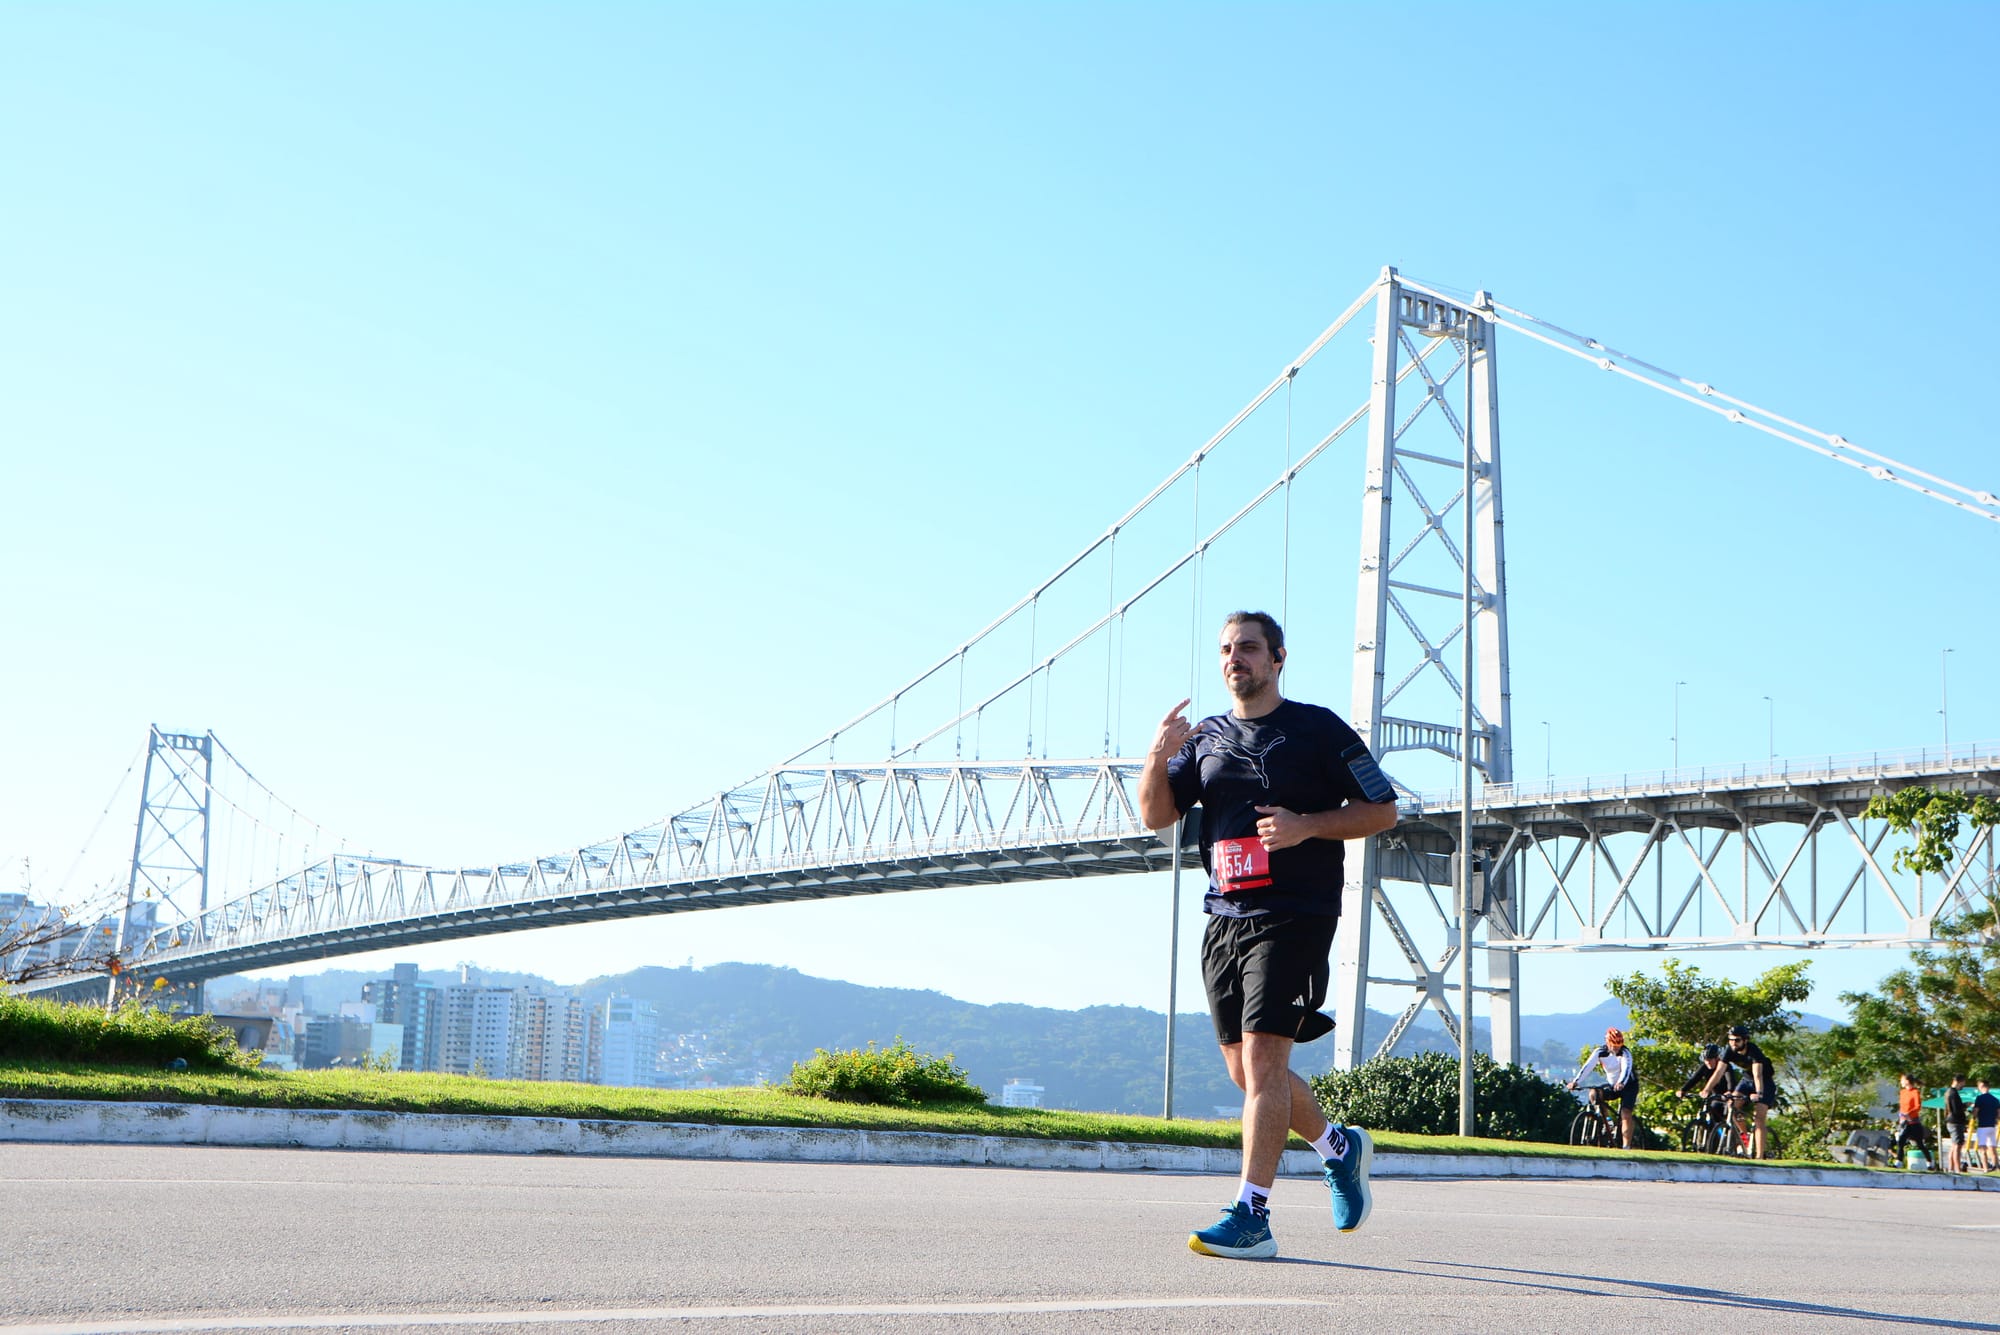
left=1, top=1298, right=1334, bottom=1334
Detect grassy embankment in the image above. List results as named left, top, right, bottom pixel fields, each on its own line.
left=0, top=1059, right=1848, bottom=1167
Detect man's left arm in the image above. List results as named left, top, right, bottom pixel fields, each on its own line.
left=1254, top=800, right=1399, bottom=850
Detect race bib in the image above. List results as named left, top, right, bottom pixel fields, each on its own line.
left=1214, top=837, right=1272, bottom=894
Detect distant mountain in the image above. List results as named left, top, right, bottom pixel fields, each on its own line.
left=202, top=961, right=1836, bottom=1116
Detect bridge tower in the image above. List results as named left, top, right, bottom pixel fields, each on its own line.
left=118, top=727, right=214, bottom=977
left=1336, top=268, right=1517, bottom=1069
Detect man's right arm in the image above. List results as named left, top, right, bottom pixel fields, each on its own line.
left=1138, top=698, right=1193, bottom=831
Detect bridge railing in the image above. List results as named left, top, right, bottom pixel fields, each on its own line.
left=1420, top=739, right=2000, bottom=810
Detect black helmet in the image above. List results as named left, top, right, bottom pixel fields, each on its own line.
left=1727, top=1024, right=1749, bottom=1039
left=1702, top=1043, right=1721, bottom=1060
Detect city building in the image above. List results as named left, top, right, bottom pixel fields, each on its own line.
left=598, top=995, right=660, bottom=1088
left=362, top=963, right=441, bottom=1073
left=440, top=983, right=519, bottom=1079
left=999, top=1078, right=1044, bottom=1108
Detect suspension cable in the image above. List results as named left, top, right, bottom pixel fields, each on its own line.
left=1399, top=275, right=2000, bottom=525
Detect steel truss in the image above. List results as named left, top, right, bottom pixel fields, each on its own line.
left=1411, top=747, right=2000, bottom=953
left=47, top=760, right=1186, bottom=985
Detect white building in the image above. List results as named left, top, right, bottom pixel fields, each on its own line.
left=999, top=1078, right=1044, bottom=1108
left=598, top=995, right=660, bottom=1088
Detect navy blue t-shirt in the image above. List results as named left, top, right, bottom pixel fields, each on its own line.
left=1164, top=698, right=1394, bottom=919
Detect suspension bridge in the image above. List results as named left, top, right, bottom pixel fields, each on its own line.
left=9, top=267, right=1998, bottom=1073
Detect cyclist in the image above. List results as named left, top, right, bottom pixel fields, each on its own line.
left=1677, top=1044, right=1730, bottom=1149
left=1706, top=1024, right=1777, bottom=1159
left=1568, top=1026, right=1639, bottom=1149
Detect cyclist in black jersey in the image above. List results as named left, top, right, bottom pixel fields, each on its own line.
left=1703, top=1025, right=1777, bottom=1158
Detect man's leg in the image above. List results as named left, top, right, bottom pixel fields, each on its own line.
left=1238, top=1031, right=1299, bottom=1189
left=1620, top=1107, right=1637, bottom=1150
left=1752, top=1104, right=1769, bottom=1160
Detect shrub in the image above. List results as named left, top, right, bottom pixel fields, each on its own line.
left=0, top=994, right=259, bottom=1071
left=781, top=1038, right=984, bottom=1107
left=1309, top=1051, right=1576, bottom=1142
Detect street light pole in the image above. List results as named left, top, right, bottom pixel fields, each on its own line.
left=1942, top=649, right=1955, bottom=754
left=1673, top=681, right=1687, bottom=771
left=1763, top=695, right=1774, bottom=767
left=1542, top=720, right=1551, bottom=787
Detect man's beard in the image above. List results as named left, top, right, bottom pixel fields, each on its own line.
left=1227, top=667, right=1272, bottom=699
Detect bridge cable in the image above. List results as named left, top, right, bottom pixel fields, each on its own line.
left=1398, top=276, right=2000, bottom=525
left=50, top=738, right=146, bottom=902
left=779, top=282, right=1382, bottom=769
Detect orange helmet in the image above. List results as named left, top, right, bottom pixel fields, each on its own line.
left=1605, top=1027, right=1625, bottom=1046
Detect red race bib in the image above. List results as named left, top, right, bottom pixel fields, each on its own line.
left=1213, top=837, right=1271, bottom=893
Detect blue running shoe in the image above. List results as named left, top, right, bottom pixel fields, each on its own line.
left=1187, top=1201, right=1277, bottom=1259
left=1324, top=1124, right=1374, bottom=1232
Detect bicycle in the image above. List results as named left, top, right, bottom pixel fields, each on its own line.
left=1567, top=1083, right=1622, bottom=1149
left=1679, top=1093, right=1731, bottom=1155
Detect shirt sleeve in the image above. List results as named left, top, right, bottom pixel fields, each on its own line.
left=1164, top=727, right=1203, bottom=815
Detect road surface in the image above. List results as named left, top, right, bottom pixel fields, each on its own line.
left=4, top=1143, right=1995, bottom=1333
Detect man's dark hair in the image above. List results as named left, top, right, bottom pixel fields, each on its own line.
left=1223, top=610, right=1285, bottom=655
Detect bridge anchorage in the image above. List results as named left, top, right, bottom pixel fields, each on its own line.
left=12, top=267, right=1998, bottom=1089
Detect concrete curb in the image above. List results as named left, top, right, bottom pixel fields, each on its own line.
left=4, top=1099, right=1994, bottom=1191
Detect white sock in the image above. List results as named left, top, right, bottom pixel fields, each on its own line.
left=1234, top=1179, right=1271, bottom=1218
left=1310, top=1124, right=1348, bottom=1161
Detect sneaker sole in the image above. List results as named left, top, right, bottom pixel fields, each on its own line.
left=1188, top=1232, right=1278, bottom=1260
left=1336, top=1127, right=1374, bottom=1233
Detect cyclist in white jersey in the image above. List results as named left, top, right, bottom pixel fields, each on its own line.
left=1568, top=1026, right=1640, bottom=1149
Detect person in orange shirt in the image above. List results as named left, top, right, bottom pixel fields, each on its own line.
left=1894, top=1073, right=1928, bottom=1168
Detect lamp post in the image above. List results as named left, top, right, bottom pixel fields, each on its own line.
left=1942, top=649, right=1954, bottom=754
left=1673, top=681, right=1688, bottom=771
left=1542, top=720, right=1551, bottom=787
left=1763, top=696, right=1774, bottom=767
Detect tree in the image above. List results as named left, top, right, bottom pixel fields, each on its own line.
left=1862, top=786, right=2000, bottom=876
left=1604, top=957, right=1812, bottom=1135
left=1835, top=786, right=2000, bottom=1086
left=1833, top=893, right=2000, bottom=1088
left=1, top=883, right=134, bottom=988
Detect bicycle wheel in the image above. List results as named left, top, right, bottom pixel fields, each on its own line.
left=1569, top=1111, right=1597, bottom=1148
left=1597, top=1114, right=1619, bottom=1150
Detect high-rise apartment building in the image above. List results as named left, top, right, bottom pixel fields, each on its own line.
left=362, top=963, right=441, bottom=1072
left=518, top=992, right=592, bottom=1083
left=440, top=983, right=520, bottom=1079
left=597, top=995, right=659, bottom=1087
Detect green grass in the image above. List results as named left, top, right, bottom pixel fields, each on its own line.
left=0, top=1059, right=1858, bottom=1169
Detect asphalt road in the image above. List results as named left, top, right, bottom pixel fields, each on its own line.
left=4, top=1143, right=1996, bottom=1334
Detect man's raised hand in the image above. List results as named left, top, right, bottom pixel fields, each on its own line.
left=1151, top=698, right=1192, bottom=759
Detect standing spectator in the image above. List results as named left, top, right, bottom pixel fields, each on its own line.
left=1973, top=1078, right=2000, bottom=1172
left=1944, top=1074, right=1969, bottom=1173
left=1893, top=1073, right=1927, bottom=1168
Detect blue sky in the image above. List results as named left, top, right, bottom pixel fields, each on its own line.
left=3, top=5, right=1996, bottom=1023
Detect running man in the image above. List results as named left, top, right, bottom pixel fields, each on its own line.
left=1568, top=1027, right=1639, bottom=1149
left=1139, top=610, right=1399, bottom=1260
left=1706, top=1024, right=1777, bottom=1159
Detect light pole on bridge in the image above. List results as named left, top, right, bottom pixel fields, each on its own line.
left=1942, top=648, right=1954, bottom=755
left=1672, top=681, right=1688, bottom=771
left=1764, top=696, right=1774, bottom=767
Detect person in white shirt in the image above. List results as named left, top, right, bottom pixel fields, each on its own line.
left=1569, top=1026, right=1640, bottom=1149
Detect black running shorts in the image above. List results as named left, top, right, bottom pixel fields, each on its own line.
left=1201, top=910, right=1338, bottom=1046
